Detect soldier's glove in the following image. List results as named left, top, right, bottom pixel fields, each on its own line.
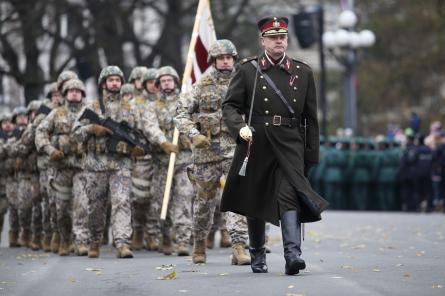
left=131, top=146, right=145, bottom=157
left=91, top=124, right=113, bottom=137
left=192, top=134, right=210, bottom=148
left=160, top=141, right=179, bottom=154
left=239, top=125, right=252, bottom=141
left=50, top=149, right=65, bottom=161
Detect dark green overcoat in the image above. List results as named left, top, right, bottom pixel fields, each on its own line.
left=221, top=53, right=329, bottom=226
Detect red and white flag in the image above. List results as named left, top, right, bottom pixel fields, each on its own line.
left=182, top=0, right=217, bottom=90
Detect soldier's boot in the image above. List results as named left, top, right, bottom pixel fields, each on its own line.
left=145, top=234, right=159, bottom=251
left=88, top=242, right=100, bottom=258
left=30, top=233, right=42, bottom=251
left=102, top=228, right=109, bottom=245
left=42, top=234, right=52, bottom=252
left=50, top=232, right=60, bottom=253
left=231, top=243, right=251, bottom=265
left=206, top=231, right=215, bottom=249
left=117, top=244, right=134, bottom=259
left=281, top=210, right=306, bottom=275
left=20, top=229, right=31, bottom=248
left=9, top=231, right=21, bottom=248
left=192, top=239, right=206, bottom=264
left=247, top=217, right=268, bottom=273
left=131, top=230, right=144, bottom=250
left=58, top=240, right=70, bottom=256
left=76, top=244, right=89, bottom=256
left=220, top=229, right=232, bottom=248
left=161, top=234, right=173, bottom=256
left=176, top=243, right=190, bottom=256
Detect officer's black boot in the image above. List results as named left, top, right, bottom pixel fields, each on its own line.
left=247, top=217, right=268, bottom=273
left=280, top=210, right=306, bottom=275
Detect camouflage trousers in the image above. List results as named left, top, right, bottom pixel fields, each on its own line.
left=76, top=169, right=132, bottom=248
left=5, top=177, right=20, bottom=233
left=191, top=159, right=248, bottom=244
left=39, top=169, right=57, bottom=239
left=131, top=159, right=160, bottom=237
left=72, top=171, right=90, bottom=245
left=50, top=169, right=75, bottom=243
left=1, top=177, right=8, bottom=236
left=210, top=194, right=227, bottom=233
left=17, top=173, right=41, bottom=236
left=152, top=162, right=194, bottom=245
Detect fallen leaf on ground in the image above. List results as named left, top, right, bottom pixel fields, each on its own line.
left=432, top=284, right=443, bottom=289
left=85, top=268, right=102, bottom=272
left=157, top=271, right=176, bottom=280
left=403, top=273, right=410, bottom=278
left=68, top=277, right=77, bottom=283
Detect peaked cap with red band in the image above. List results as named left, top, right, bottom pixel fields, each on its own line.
left=258, top=16, right=289, bottom=36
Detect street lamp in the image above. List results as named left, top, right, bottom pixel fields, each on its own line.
left=322, top=10, right=375, bottom=132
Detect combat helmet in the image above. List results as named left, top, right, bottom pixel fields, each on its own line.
left=207, top=39, right=238, bottom=63
left=57, top=70, right=78, bottom=92
left=12, top=106, right=28, bottom=123
left=156, top=66, right=180, bottom=86
left=62, top=78, right=86, bottom=97
left=26, top=100, right=42, bottom=114
left=120, top=83, right=135, bottom=96
left=142, top=68, right=159, bottom=85
left=98, top=65, right=125, bottom=87
left=128, top=66, right=148, bottom=83
left=46, top=82, right=59, bottom=99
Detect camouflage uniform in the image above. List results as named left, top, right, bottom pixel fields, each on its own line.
left=35, top=80, right=85, bottom=253
left=129, top=68, right=163, bottom=248
left=175, top=66, right=248, bottom=245
left=152, top=67, right=194, bottom=249
left=130, top=88, right=167, bottom=249
left=15, top=101, right=47, bottom=250
left=8, top=107, right=37, bottom=248
left=0, top=113, right=14, bottom=243
left=72, top=66, right=142, bottom=255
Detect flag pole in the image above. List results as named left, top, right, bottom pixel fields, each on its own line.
left=160, top=0, right=209, bottom=220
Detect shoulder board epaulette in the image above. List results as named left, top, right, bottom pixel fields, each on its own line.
left=155, top=99, right=165, bottom=109
left=120, top=100, right=131, bottom=109
left=240, top=56, right=258, bottom=64
left=292, top=58, right=311, bottom=68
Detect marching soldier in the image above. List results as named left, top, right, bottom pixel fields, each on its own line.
left=36, top=79, right=86, bottom=255
left=175, top=39, right=250, bottom=265
left=152, top=66, right=193, bottom=256
left=72, top=66, right=148, bottom=258
left=221, top=17, right=328, bottom=274
left=130, top=67, right=176, bottom=251
left=0, top=112, right=14, bottom=244
left=15, top=101, right=44, bottom=250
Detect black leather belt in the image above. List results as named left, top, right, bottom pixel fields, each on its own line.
left=251, top=115, right=299, bottom=127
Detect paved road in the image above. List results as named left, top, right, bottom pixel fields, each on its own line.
left=1, top=211, right=444, bottom=296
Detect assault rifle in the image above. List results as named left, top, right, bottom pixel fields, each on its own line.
left=79, top=108, right=150, bottom=154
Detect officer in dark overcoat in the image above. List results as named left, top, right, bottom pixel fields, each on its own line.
left=221, top=16, right=329, bottom=275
